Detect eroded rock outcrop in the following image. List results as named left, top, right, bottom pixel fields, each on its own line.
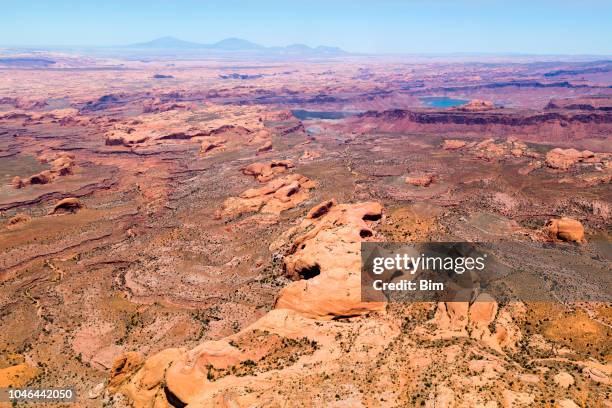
left=256, top=140, right=273, bottom=155
left=439, top=140, right=611, bottom=180
left=219, top=174, right=316, bottom=219
left=199, top=137, right=226, bottom=155
left=300, top=149, right=321, bottom=161
left=242, top=160, right=294, bottom=182
left=105, top=131, right=149, bottom=147
left=0, top=361, right=39, bottom=388
left=12, top=153, right=76, bottom=189
left=108, top=352, right=144, bottom=392
left=458, top=99, right=495, bottom=111
left=545, top=148, right=594, bottom=170
left=113, top=307, right=392, bottom=408
left=6, top=213, right=31, bottom=229
left=354, top=107, right=612, bottom=143
left=102, top=105, right=269, bottom=150
left=430, top=295, right=524, bottom=352
left=261, top=110, right=294, bottom=122
left=110, top=201, right=387, bottom=407
left=49, top=197, right=82, bottom=214
left=545, top=217, right=585, bottom=243
left=12, top=176, right=25, bottom=189
left=518, top=160, right=543, bottom=175
left=48, top=154, right=76, bottom=175
left=405, top=173, right=435, bottom=187
left=0, top=108, right=81, bottom=124
left=142, top=98, right=192, bottom=114
left=276, top=200, right=386, bottom=319
left=441, top=137, right=546, bottom=165
left=442, top=139, right=467, bottom=150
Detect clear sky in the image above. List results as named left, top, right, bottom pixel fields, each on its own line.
left=2, top=0, right=611, bottom=54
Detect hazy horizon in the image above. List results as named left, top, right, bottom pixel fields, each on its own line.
left=2, top=0, right=611, bottom=55
left=3, top=36, right=612, bottom=58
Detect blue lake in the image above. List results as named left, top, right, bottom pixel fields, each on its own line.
left=420, top=97, right=469, bottom=108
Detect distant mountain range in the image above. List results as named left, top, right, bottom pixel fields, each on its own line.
left=125, top=36, right=347, bottom=55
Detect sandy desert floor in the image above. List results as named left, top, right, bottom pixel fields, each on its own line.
left=0, top=55, right=610, bottom=407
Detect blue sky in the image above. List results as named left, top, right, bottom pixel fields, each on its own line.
left=1, top=0, right=611, bottom=54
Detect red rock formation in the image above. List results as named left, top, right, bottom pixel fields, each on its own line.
left=256, top=140, right=273, bottom=155
left=49, top=154, right=75, bottom=175
left=300, top=150, right=321, bottom=161
left=219, top=174, right=316, bottom=219
left=6, top=213, right=31, bottom=229
left=11, top=176, right=25, bottom=189
left=141, top=98, right=193, bottom=114
left=242, top=160, right=294, bottom=182
left=353, top=108, right=612, bottom=144
left=0, top=108, right=80, bottom=124
left=27, top=170, right=55, bottom=185
left=545, top=217, right=585, bottom=243
left=102, top=106, right=264, bottom=150
left=247, top=129, right=271, bottom=146
left=546, top=96, right=612, bottom=111
left=200, top=137, right=226, bottom=154
left=518, top=161, right=543, bottom=175
left=12, top=153, right=76, bottom=189
left=405, top=174, right=435, bottom=187
left=473, top=138, right=505, bottom=160
left=261, top=110, right=294, bottom=122
left=442, top=139, right=467, bottom=150
left=110, top=201, right=387, bottom=406
left=107, top=352, right=144, bottom=392
left=306, top=199, right=336, bottom=219
left=545, top=148, right=594, bottom=170
left=105, top=132, right=149, bottom=147
left=458, top=99, right=495, bottom=111
left=431, top=295, right=524, bottom=352
left=578, top=173, right=612, bottom=187
left=442, top=137, right=548, bottom=166
left=277, top=200, right=386, bottom=319
left=49, top=197, right=82, bottom=214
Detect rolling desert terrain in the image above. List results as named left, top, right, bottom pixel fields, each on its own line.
left=0, top=51, right=611, bottom=407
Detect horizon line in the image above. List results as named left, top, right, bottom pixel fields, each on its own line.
left=1, top=36, right=611, bottom=57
